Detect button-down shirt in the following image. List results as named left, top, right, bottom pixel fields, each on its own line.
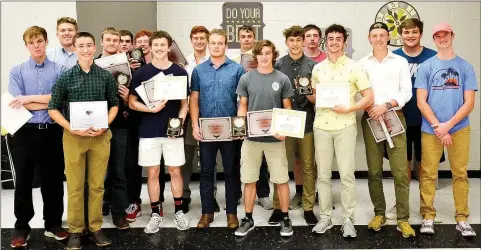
left=274, top=54, right=317, bottom=133
left=358, top=51, right=412, bottom=109
left=312, top=55, right=371, bottom=130
left=191, top=57, right=244, bottom=118
left=48, top=63, right=119, bottom=121
left=231, top=49, right=253, bottom=64
left=184, top=52, right=210, bottom=84
left=8, top=57, right=66, bottom=124
left=47, top=46, right=78, bottom=69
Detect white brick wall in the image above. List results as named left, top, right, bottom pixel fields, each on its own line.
left=157, top=2, right=480, bottom=171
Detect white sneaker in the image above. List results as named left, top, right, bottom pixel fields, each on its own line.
left=174, top=210, right=190, bottom=231
left=312, top=217, right=333, bottom=234
left=456, top=221, right=476, bottom=237
left=144, top=213, right=163, bottom=234
left=341, top=218, right=357, bottom=238
left=420, top=219, right=434, bottom=235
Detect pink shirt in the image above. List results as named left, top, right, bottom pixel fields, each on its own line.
left=308, top=51, right=327, bottom=63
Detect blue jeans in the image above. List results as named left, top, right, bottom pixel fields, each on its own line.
left=199, top=141, right=241, bottom=214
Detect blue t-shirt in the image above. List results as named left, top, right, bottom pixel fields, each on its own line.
left=414, top=56, right=478, bottom=134
left=393, top=47, right=437, bottom=125
left=131, top=63, right=189, bottom=138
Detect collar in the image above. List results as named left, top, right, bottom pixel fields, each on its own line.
left=208, top=56, right=231, bottom=67
left=76, top=61, right=98, bottom=72
left=188, top=52, right=210, bottom=64
left=367, top=50, right=396, bottom=61
left=327, top=54, right=347, bottom=65
left=60, top=47, right=75, bottom=56
left=28, top=57, right=50, bottom=69
left=286, top=53, right=305, bottom=64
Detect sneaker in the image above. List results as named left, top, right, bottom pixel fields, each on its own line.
left=174, top=210, right=190, bottom=231
left=368, top=215, right=387, bottom=231
left=280, top=217, right=293, bottom=237
left=312, top=217, right=333, bottom=234
left=289, top=193, right=302, bottom=210
left=102, top=202, right=110, bottom=216
left=456, top=221, right=476, bottom=237
left=66, top=233, right=82, bottom=250
left=234, top=217, right=255, bottom=237
left=303, top=210, right=318, bottom=225
left=386, top=205, right=397, bottom=220
left=144, top=213, right=163, bottom=234
left=268, top=209, right=283, bottom=225
left=89, top=229, right=111, bottom=247
left=44, top=226, right=69, bottom=240
left=396, top=221, right=416, bottom=238
left=125, top=202, right=142, bottom=222
left=341, top=218, right=357, bottom=238
left=113, top=216, right=130, bottom=230
left=257, top=197, right=274, bottom=210
left=10, top=230, right=30, bottom=248
left=420, top=219, right=434, bottom=235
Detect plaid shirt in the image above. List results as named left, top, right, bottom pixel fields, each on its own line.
left=48, top=62, right=119, bottom=120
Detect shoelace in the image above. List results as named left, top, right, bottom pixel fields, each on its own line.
left=460, top=222, right=474, bottom=232
left=422, top=220, right=434, bottom=228
left=342, top=221, right=356, bottom=232
left=240, top=217, right=251, bottom=226
left=282, top=219, right=291, bottom=227
left=318, top=219, right=330, bottom=229
left=126, top=204, right=138, bottom=214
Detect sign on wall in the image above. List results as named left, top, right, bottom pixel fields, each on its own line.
left=319, top=27, right=354, bottom=58
left=375, top=1, right=420, bottom=47
left=221, top=2, right=265, bottom=49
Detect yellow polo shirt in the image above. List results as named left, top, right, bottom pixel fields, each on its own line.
left=312, top=55, right=371, bottom=131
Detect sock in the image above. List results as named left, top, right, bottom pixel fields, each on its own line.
left=151, top=201, right=160, bottom=215
left=282, top=212, right=289, bottom=219
left=174, top=197, right=183, bottom=213
left=296, top=185, right=303, bottom=194
left=246, top=212, right=253, bottom=220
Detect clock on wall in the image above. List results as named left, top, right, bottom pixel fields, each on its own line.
left=375, top=1, right=420, bottom=47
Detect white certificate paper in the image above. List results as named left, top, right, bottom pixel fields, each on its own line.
left=315, top=83, right=350, bottom=108
left=270, top=108, right=306, bottom=139
left=1, top=92, right=33, bottom=135
left=69, top=101, right=108, bottom=130
left=94, top=53, right=132, bottom=85
left=135, top=84, right=159, bottom=109
left=153, top=76, right=188, bottom=100
left=247, top=110, right=273, bottom=137
left=366, top=109, right=405, bottom=145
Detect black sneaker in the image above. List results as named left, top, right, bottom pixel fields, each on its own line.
left=234, top=217, right=255, bottom=237
left=304, top=210, right=318, bottom=225
left=66, top=233, right=82, bottom=250
left=280, top=217, right=293, bottom=237
left=102, top=202, right=110, bottom=216
left=268, top=209, right=282, bottom=225
left=89, top=230, right=111, bottom=247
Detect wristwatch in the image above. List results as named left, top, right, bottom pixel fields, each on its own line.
left=385, top=102, right=393, bottom=110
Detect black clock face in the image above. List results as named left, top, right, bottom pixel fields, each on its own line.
left=375, top=1, right=420, bottom=47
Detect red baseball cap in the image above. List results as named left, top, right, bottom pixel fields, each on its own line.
left=432, top=23, right=454, bottom=36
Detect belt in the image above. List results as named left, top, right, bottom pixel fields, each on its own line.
left=24, top=123, right=58, bottom=130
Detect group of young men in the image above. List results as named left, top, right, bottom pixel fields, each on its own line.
left=7, top=15, right=477, bottom=249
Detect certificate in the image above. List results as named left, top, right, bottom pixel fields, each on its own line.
left=1, top=92, right=33, bottom=135
left=315, top=83, right=350, bottom=108
left=135, top=84, right=159, bottom=109
left=240, top=53, right=257, bottom=72
left=199, top=117, right=232, bottom=142
left=366, top=109, right=405, bottom=146
left=94, top=53, right=132, bottom=87
left=142, top=79, right=158, bottom=103
left=271, top=108, right=306, bottom=138
left=247, top=110, right=273, bottom=137
left=153, top=76, right=188, bottom=100
left=69, top=101, right=108, bottom=130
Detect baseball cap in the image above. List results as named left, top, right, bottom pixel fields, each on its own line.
left=369, top=22, right=389, bottom=33
left=432, top=23, right=454, bottom=36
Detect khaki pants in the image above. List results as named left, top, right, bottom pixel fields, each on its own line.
left=420, top=126, right=471, bottom=222
left=273, top=132, right=316, bottom=211
left=63, top=130, right=112, bottom=233
left=361, top=112, right=410, bottom=221
left=314, top=125, right=357, bottom=220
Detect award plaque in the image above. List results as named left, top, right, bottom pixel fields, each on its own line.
left=167, top=118, right=183, bottom=137
left=199, top=117, right=232, bottom=142
left=114, top=72, right=130, bottom=87
left=231, top=116, right=247, bottom=137
left=297, top=76, right=313, bottom=95
left=130, top=48, right=146, bottom=66
left=168, top=40, right=188, bottom=67
left=247, top=110, right=273, bottom=137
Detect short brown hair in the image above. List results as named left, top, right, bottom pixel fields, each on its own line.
left=119, top=30, right=133, bottom=41
left=134, top=29, right=153, bottom=42
left=23, top=26, right=48, bottom=44
left=208, top=29, right=228, bottom=44
left=303, top=24, right=322, bottom=39
left=73, top=32, right=96, bottom=46
left=101, top=27, right=120, bottom=40
left=190, top=26, right=209, bottom=39
left=252, top=40, right=279, bottom=65
left=56, top=17, right=78, bottom=31
left=400, top=18, right=424, bottom=34
left=238, top=25, right=256, bottom=38
left=282, top=25, right=304, bottom=40
left=150, top=30, right=173, bottom=47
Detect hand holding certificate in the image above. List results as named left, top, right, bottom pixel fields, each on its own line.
left=366, top=109, right=405, bottom=148
left=69, top=101, right=108, bottom=131
left=315, top=83, right=350, bottom=108
left=270, top=108, right=306, bottom=139
left=1, top=92, right=33, bottom=135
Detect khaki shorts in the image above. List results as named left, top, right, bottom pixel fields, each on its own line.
left=240, top=140, right=289, bottom=184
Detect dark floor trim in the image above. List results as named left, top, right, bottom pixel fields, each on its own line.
left=2, top=225, right=480, bottom=249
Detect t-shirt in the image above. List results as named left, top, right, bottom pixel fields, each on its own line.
left=131, top=63, right=189, bottom=138
left=308, top=51, right=327, bottom=63
left=414, top=56, right=478, bottom=134
left=236, top=69, right=294, bottom=142
left=393, top=47, right=437, bottom=125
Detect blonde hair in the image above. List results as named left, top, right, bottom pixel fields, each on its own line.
left=23, top=26, right=48, bottom=44
left=101, top=27, right=120, bottom=40
left=208, top=29, right=228, bottom=44
left=56, top=17, right=78, bottom=31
